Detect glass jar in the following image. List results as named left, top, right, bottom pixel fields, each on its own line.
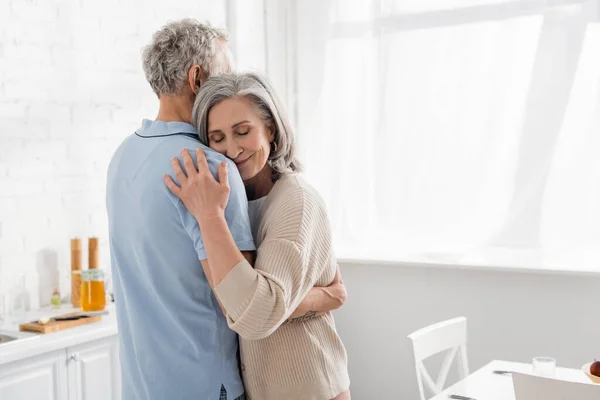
left=81, top=269, right=106, bottom=312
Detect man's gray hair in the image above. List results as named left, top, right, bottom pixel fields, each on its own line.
left=142, top=19, right=229, bottom=97
left=192, top=72, right=302, bottom=179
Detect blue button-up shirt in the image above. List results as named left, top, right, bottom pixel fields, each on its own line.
left=106, top=119, right=255, bottom=400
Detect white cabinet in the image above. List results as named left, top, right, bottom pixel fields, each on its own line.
left=0, top=349, right=68, bottom=400
left=0, top=335, right=120, bottom=400
left=67, top=336, right=121, bottom=400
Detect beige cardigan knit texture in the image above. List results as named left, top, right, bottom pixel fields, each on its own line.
left=215, top=174, right=350, bottom=400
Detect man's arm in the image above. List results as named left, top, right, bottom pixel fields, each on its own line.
left=166, top=149, right=256, bottom=315
left=200, top=259, right=225, bottom=314
left=285, top=264, right=347, bottom=323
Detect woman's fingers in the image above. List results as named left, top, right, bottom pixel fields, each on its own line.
left=195, top=148, right=211, bottom=175
left=166, top=148, right=230, bottom=221
left=217, top=162, right=229, bottom=188
left=181, top=149, right=196, bottom=177
left=171, top=157, right=187, bottom=185
left=163, top=174, right=181, bottom=197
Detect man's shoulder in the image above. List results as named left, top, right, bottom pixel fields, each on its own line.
left=152, top=135, right=206, bottom=156
left=154, top=137, right=229, bottom=164
left=108, top=133, right=239, bottom=187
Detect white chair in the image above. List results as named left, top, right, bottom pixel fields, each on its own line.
left=408, top=317, right=470, bottom=400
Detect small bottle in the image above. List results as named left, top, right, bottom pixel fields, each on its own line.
left=51, top=288, right=61, bottom=309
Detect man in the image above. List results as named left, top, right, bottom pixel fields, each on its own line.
left=106, top=19, right=345, bottom=400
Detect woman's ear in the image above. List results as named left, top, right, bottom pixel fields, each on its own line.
left=268, top=123, right=276, bottom=141
left=188, top=65, right=206, bottom=94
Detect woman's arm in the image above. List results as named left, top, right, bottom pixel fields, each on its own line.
left=204, top=244, right=344, bottom=321
left=201, top=252, right=255, bottom=316
left=286, top=265, right=347, bottom=322
left=165, top=149, right=335, bottom=339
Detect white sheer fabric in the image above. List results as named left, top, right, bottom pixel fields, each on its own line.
left=290, top=0, right=600, bottom=270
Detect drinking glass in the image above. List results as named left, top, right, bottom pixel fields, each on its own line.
left=532, top=357, right=556, bottom=378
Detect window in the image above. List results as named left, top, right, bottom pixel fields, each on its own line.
left=274, top=0, right=600, bottom=271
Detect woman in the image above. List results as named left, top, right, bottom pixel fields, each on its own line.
left=164, top=72, right=350, bottom=400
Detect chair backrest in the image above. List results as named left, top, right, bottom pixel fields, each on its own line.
left=408, top=317, right=469, bottom=400
left=513, top=372, right=600, bottom=400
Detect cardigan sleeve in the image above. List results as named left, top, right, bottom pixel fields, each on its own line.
left=214, top=183, right=334, bottom=340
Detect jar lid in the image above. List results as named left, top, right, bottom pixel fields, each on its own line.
left=82, top=269, right=104, bottom=281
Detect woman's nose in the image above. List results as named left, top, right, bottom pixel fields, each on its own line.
left=226, top=142, right=241, bottom=159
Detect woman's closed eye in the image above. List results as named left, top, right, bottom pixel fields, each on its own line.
left=210, top=135, right=225, bottom=144
left=235, top=128, right=250, bottom=136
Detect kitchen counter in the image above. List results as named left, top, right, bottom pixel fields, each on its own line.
left=0, top=303, right=118, bottom=365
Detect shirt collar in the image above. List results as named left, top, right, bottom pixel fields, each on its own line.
left=136, top=119, right=198, bottom=138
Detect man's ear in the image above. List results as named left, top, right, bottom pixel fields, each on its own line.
left=188, top=65, right=207, bottom=94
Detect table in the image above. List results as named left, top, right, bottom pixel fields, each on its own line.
left=431, top=359, right=590, bottom=400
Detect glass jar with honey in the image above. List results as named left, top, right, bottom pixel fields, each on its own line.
left=81, top=269, right=106, bottom=312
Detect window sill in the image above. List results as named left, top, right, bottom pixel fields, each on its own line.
left=336, top=246, right=600, bottom=277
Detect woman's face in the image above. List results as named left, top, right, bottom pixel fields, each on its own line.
left=207, top=97, right=274, bottom=181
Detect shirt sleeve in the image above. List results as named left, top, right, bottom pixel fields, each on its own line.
left=167, top=149, right=256, bottom=260
left=214, top=182, right=335, bottom=340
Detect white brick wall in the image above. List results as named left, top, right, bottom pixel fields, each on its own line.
left=0, top=0, right=229, bottom=315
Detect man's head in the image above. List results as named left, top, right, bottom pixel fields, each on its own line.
left=142, top=19, right=232, bottom=99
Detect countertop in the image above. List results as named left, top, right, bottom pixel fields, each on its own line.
left=0, top=303, right=118, bottom=365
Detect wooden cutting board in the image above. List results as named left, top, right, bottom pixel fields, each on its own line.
left=19, top=312, right=102, bottom=334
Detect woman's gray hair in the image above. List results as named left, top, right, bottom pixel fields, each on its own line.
left=142, top=19, right=229, bottom=97
left=192, top=72, right=302, bottom=179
